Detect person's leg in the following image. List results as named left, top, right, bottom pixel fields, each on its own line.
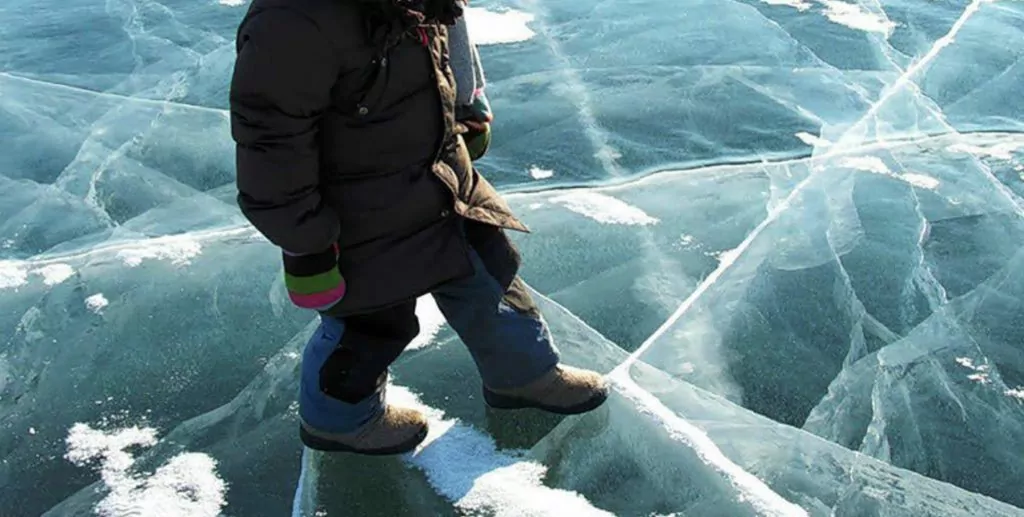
left=298, top=302, right=428, bottom=454
left=432, top=249, right=608, bottom=414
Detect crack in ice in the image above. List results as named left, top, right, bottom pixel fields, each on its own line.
left=619, top=0, right=1005, bottom=374
left=0, top=72, right=227, bottom=115
left=516, top=0, right=625, bottom=178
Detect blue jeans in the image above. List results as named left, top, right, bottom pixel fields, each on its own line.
left=299, top=249, right=560, bottom=434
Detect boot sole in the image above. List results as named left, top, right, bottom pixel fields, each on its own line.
left=482, top=387, right=609, bottom=415
left=299, top=424, right=429, bottom=456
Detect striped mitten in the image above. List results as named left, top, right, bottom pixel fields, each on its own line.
left=282, top=244, right=346, bottom=311
left=458, top=91, right=493, bottom=161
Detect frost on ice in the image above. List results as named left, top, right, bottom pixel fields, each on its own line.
left=840, top=156, right=890, bottom=175
left=65, top=423, right=227, bottom=517
left=947, top=141, right=1024, bottom=161
left=2, top=263, right=78, bottom=289
left=550, top=191, right=659, bottom=226
left=465, top=7, right=536, bottom=45
left=33, top=263, right=75, bottom=286
left=818, top=0, right=896, bottom=35
left=0, top=262, right=28, bottom=289
left=762, top=0, right=813, bottom=12
left=839, top=157, right=939, bottom=190
left=86, top=294, right=110, bottom=313
left=795, top=132, right=832, bottom=147
left=757, top=0, right=896, bottom=35
left=901, top=173, right=940, bottom=190
left=530, top=166, right=555, bottom=180
left=1007, top=388, right=1024, bottom=402
left=116, top=236, right=202, bottom=268
left=297, top=385, right=613, bottom=517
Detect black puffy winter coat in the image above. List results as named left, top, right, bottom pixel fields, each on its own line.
left=229, top=0, right=529, bottom=317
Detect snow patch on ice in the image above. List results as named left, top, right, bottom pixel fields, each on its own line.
left=530, top=166, right=555, bottom=180
left=66, top=423, right=158, bottom=472
left=116, top=235, right=202, bottom=267
left=218, top=0, right=245, bottom=5
left=839, top=157, right=939, bottom=190
left=408, top=296, right=447, bottom=351
left=33, top=263, right=75, bottom=286
left=384, top=385, right=612, bottom=516
left=717, top=248, right=742, bottom=264
left=818, top=0, right=896, bottom=35
left=65, top=423, right=227, bottom=517
left=1006, top=387, right=1024, bottom=401
left=465, top=7, right=536, bottom=45
left=795, top=132, right=832, bottom=147
left=551, top=192, right=659, bottom=226
left=0, top=261, right=28, bottom=289
left=706, top=247, right=742, bottom=264
left=968, top=372, right=992, bottom=385
left=956, top=357, right=993, bottom=385
left=86, top=293, right=110, bottom=313
left=948, top=141, right=1024, bottom=161
left=955, top=357, right=988, bottom=371
left=902, top=173, right=940, bottom=190
left=840, top=156, right=890, bottom=174
left=762, top=0, right=813, bottom=11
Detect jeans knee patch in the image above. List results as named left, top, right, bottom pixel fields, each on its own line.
left=319, top=346, right=387, bottom=404
left=316, top=302, right=417, bottom=405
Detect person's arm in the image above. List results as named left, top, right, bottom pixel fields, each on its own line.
left=471, top=40, right=486, bottom=101
left=230, top=8, right=340, bottom=255
left=448, top=6, right=494, bottom=160
left=449, top=9, right=478, bottom=109
left=466, top=31, right=493, bottom=124
left=230, top=9, right=347, bottom=311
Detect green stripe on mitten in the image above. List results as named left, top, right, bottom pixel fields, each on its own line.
left=463, top=120, right=491, bottom=161
left=282, top=244, right=346, bottom=311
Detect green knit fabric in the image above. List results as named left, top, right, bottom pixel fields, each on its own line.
left=285, top=268, right=344, bottom=295
left=465, top=123, right=491, bottom=161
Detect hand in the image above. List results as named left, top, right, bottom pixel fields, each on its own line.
left=282, top=244, right=347, bottom=311
left=461, top=119, right=491, bottom=161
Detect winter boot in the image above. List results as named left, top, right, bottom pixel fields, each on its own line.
left=299, top=405, right=429, bottom=456
left=482, top=364, right=609, bottom=415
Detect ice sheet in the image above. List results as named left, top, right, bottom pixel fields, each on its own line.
left=3, top=0, right=1023, bottom=514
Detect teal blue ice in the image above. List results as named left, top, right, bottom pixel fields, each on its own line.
left=1, top=0, right=1024, bottom=515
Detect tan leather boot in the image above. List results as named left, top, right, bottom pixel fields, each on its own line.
left=483, top=365, right=609, bottom=415
left=299, top=405, right=428, bottom=455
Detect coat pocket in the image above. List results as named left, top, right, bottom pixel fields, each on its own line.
left=324, top=215, right=472, bottom=318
